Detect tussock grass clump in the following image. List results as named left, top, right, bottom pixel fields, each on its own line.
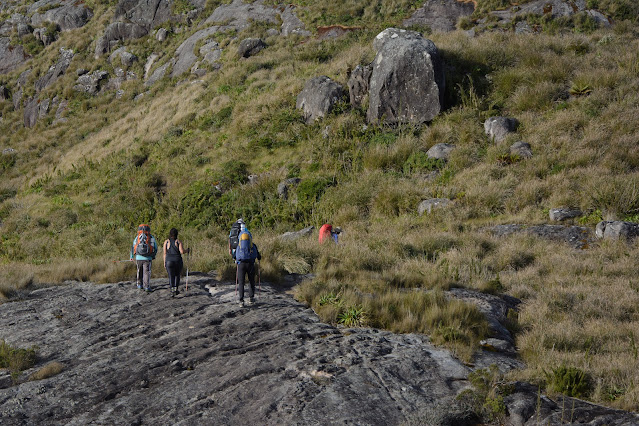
left=29, top=361, right=64, bottom=381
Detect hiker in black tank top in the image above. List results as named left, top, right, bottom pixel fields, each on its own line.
left=163, top=228, right=188, bottom=296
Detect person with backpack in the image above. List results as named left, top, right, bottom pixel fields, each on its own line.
left=235, top=223, right=261, bottom=307
left=228, top=218, right=244, bottom=259
left=130, top=224, right=158, bottom=292
left=319, top=224, right=341, bottom=244
left=162, top=228, right=189, bottom=297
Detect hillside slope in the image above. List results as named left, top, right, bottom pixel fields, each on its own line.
left=3, top=0, right=639, bottom=415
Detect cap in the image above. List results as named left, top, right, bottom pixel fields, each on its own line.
left=334, top=227, right=342, bottom=234
left=237, top=218, right=245, bottom=224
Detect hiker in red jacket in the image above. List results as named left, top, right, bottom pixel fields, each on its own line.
left=319, top=224, right=341, bottom=244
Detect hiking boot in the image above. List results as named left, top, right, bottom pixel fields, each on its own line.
left=137, top=284, right=143, bottom=289
left=174, top=288, right=180, bottom=295
left=247, top=298, right=255, bottom=306
left=239, top=300, right=245, bottom=308
left=145, top=287, right=153, bottom=293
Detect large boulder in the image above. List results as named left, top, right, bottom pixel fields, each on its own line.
left=113, top=0, right=174, bottom=29
left=347, top=64, right=372, bottom=109
left=402, top=0, right=475, bottom=32
left=30, top=0, right=93, bottom=31
left=296, top=76, right=346, bottom=124
left=367, top=28, right=444, bottom=125
left=489, top=224, right=592, bottom=249
left=0, top=37, right=29, bottom=75
left=595, top=221, right=639, bottom=241
left=484, top=116, right=518, bottom=142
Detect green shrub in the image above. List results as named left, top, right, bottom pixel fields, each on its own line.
left=403, top=152, right=445, bottom=175
left=545, top=365, right=591, bottom=398
left=0, top=339, right=37, bottom=382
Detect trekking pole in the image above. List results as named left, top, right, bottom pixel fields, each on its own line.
left=258, top=260, right=261, bottom=296
left=112, top=259, right=134, bottom=263
left=235, top=262, right=239, bottom=297
left=185, top=248, right=190, bottom=292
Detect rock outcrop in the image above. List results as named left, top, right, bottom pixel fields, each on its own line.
left=30, top=0, right=93, bottom=31
left=418, top=198, right=451, bottom=215
left=367, top=28, right=444, bottom=125
left=0, top=37, right=29, bottom=75
left=402, top=0, right=475, bottom=32
left=427, top=143, right=455, bottom=161
left=0, top=277, right=636, bottom=425
left=347, top=64, right=371, bottom=108
left=549, top=207, right=582, bottom=221
left=489, top=224, right=592, bottom=249
left=296, top=76, right=346, bottom=123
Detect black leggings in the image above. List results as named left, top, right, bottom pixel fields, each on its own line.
left=166, top=260, right=183, bottom=288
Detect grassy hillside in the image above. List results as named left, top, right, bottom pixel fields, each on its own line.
left=2, top=0, right=639, bottom=411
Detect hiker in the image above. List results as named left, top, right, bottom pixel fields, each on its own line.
left=319, top=223, right=341, bottom=244
left=235, top=223, right=261, bottom=307
left=130, top=224, right=158, bottom=292
left=228, top=218, right=244, bottom=259
left=163, top=228, right=189, bottom=297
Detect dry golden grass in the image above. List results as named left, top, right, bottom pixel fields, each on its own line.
left=29, top=361, right=64, bottom=381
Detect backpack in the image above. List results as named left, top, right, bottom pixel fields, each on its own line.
left=229, top=221, right=242, bottom=252
left=134, top=224, right=156, bottom=258
left=235, top=231, right=253, bottom=261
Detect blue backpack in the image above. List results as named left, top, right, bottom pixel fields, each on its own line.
left=235, top=230, right=253, bottom=261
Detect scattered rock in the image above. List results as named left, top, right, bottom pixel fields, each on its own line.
left=23, top=97, right=39, bottom=128
left=277, top=177, right=301, bottom=199
left=170, top=26, right=221, bottom=78
left=402, top=0, right=475, bottom=32
left=33, top=27, right=55, bottom=46
left=76, top=68, right=88, bottom=76
left=484, top=116, right=518, bottom=142
left=347, top=64, right=372, bottom=109
left=316, top=25, right=360, bottom=40
left=367, top=28, right=444, bottom=125
left=16, top=22, right=32, bottom=37
left=296, top=76, right=346, bottom=124
left=73, top=70, right=109, bottom=95
left=280, top=4, right=311, bottom=36
left=145, top=62, right=170, bottom=87
left=248, top=174, right=259, bottom=185
left=426, top=143, right=455, bottom=161
left=156, top=27, right=168, bottom=42
left=595, top=221, right=639, bottom=241
left=238, top=38, right=265, bottom=58
left=418, top=198, right=451, bottom=215
left=200, top=41, right=222, bottom=65
left=143, top=53, right=159, bottom=79
left=549, top=207, right=582, bottom=222
left=0, top=86, right=9, bottom=101
left=34, top=48, right=74, bottom=92
left=38, top=97, right=50, bottom=118
left=510, top=141, right=532, bottom=159
left=514, top=20, right=534, bottom=34
left=279, top=226, right=314, bottom=241
left=109, top=47, right=138, bottom=67
left=95, top=22, right=148, bottom=57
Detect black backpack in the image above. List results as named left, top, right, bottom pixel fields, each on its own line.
left=229, top=221, right=242, bottom=252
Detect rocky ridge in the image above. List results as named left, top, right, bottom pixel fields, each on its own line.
left=1, top=275, right=637, bottom=424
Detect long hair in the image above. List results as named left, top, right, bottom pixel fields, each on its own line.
left=169, top=228, right=178, bottom=239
